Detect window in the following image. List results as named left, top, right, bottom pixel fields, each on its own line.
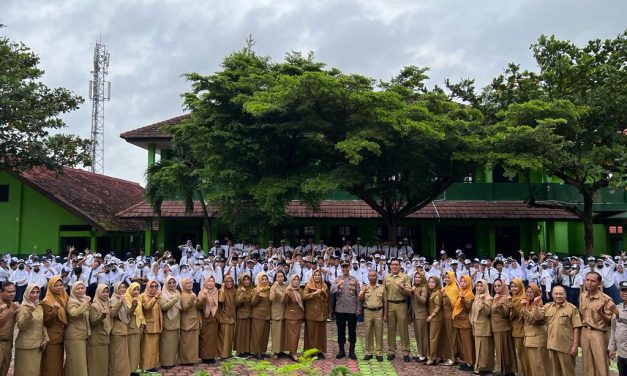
left=303, top=226, right=315, bottom=236
left=0, top=185, right=8, bottom=202
left=609, top=226, right=624, bottom=235
left=339, top=226, right=351, bottom=236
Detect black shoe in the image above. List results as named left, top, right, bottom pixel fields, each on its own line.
left=387, top=354, right=395, bottom=361
left=349, top=353, right=357, bottom=360
left=376, top=355, right=383, bottom=362
left=336, top=351, right=346, bottom=359
left=162, top=365, right=174, bottom=369
left=317, top=352, right=325, bottom=359
left=363, top=354, right=373, bottom=361
left=403, top=355, right=411, bottom=362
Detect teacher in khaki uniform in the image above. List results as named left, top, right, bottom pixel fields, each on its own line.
left=579, top=271, right=617, bottom=376
left=360, top=270, right=386, bottom=362
left=383, top=258, right=412, bottom=362
left=545, top=285, right=582, bottom=376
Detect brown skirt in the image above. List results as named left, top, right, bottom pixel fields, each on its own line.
left=250, top=319, right=270, bottom=355
left=235, top=318, right=251, bottom=354
left=15, top=348, right=42, bottom=376
left=87, top=343, right=109, bottom=376
left=526, top=346, right=552, bottom=376
left=441, top=318, right=456, bottom=360
left=494, top=331, right=517, bottom=374
left=160, top=329, right=180, bottom=366
left=140, top=333, right=160, bottom=370
left=514, top=336, right=531, bottom=376
left=413, top=318, right=428, bottom=357
left=64, top=339, right=88, bottom=376
left=271, top=320, right=285, bottom=354
left=40, top=342, right=64, bottom=376
left=429, top=320, right=443, bottom=360
left=109, top=334, right=130, bottom=376
left=199, top=320, right=220, bottom=360
left=179, top=329, right=199, bottom=364
left=218, top=323, right=235, bottom=359
left=284, top=319, right=303, bottom=354
left=474, top=336, right=495, bottom=372
left=127, top=333, right=141, bottom=372
left=304, top=320, right=327, bottom=354
left=456, top=328, right=475, bottom=365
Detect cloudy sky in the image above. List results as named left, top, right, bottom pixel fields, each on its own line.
left=1, top=0, right=625, bottom=185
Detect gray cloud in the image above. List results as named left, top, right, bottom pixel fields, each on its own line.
left=1, top=0, right=625, bottom=185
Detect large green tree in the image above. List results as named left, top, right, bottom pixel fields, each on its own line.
left=0, top=25, right=91, bottom=173
left=148, top=43, right=482, bottom=243
left=448, top=31, right=627, bottom=255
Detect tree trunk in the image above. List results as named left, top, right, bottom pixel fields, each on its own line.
left=581, top=190, right=595, bottom=257
left=385, top=218, right=399, bottom=245
left=197, top=192, right=212, bottom=245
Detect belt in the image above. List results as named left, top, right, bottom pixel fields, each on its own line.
left=0, top=338, right=11, bottom=342
left=387, top=300, right=405, bottom=304
left=583, top=326, right=607, bottom=332
left=364, top=306, right=383, bottom=311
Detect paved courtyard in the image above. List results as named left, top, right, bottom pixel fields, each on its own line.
left=6, top=321, right=618, bottom=375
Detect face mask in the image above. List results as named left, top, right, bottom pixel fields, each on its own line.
left=112, top=267, right=117, bottom=272
left=34, top=267, right=40, bottom=272
left=263, top=267, right=268, bottom=271
left=353, top=266, right=358, bottom=271
left=18, top=265, right=24, bottom=270
left=424, top=267, right=430, bottom=272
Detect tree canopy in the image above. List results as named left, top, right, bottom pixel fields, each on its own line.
left=0, top=25, right=91, bottom=173
left=149, top=43, right=483, bottom=241
left=448, top=31, right=627, bottom=255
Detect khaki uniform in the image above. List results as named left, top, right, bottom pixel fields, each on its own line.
left=235, top=287, right=253, bottom=354
left=303, top=285, right=328, bottom=353
left=250, top=290, right=271, bottom=355
left=0, top=303, right=18, bottom=376
left=140, top=294, right=162, bottom=370
left=15, top=304, right=48, bottom=376
left=470, top=295, right=495, bottom=372
left=510, top=300, right=531, bottom=376
left=41, top=304, right=66, bottom=376
left=179, top=292, right=200, bottom=364
left=491, top=297, right=517, bottom=375
left=579, top=290, right=613, bottom=376
left=411, top=285, right=429, bottom=358
left=383, top=272, right=411, bottom=355
left=64, top=298, right=90, bottom=376
left=159, top=296, right=181, bottom=367
left=521, top=304, right=551, bottom=376
left=362, top=283, right=386, bottom=356
left=427, top=290, right=444, bottom=360
left=546, top=301, right=582, bottom=376
left=452, top=296, right=474, bottom=365
left=270, top=284, right=286, bottom=355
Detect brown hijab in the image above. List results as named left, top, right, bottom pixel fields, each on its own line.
left=41, top=276, right=69, bottom=325
left=199, top=276, right=218, bottom=318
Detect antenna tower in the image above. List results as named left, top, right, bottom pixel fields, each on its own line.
left=89, top=41, right=111, bottom=174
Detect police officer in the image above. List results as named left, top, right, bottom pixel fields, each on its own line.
left=331, top=260, right=361, bottom=360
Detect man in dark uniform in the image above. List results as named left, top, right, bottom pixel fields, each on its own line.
left=331, top=260, right=361, bottom=360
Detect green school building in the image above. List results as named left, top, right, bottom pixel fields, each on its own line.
left=1, top=114, right=626, bottom=258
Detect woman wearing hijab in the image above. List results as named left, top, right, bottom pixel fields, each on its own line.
left=140, top=279, right=162, bottom=371
left=40, top=276, right=68, bottom=376
left=269, top=270, right=287, bottom=358
left=282, top=274, right=304, bottom=361
left=441, top=271, right=459, bottom=366
left=125, top=282, right=143, bottom=372
left=109, top=282, right=131, bottom=376
left=235, top=274, right=253, bottom=356
left=426, top=276, right=444, bottom=366
left=470, top=279, right=494, bottom=374
left=411, top=271, right=429, bottom=362
left=159, top=276, right=182, bottom=368
left=491, top=278, right=517, bottom=376
left=88, top=284, right=112, bottom=376
left=218, top=274, right=237, bottom=359
left=509, top=278, right=531, bottom=376
left=198, top=276, right=220, bottom=363
left=64, top=281, right=91, bottom=376
left=303, top=269, right=329, bottom=357
left=179, top=277, right=200, bottom=365
left=251, top=272, right=272, bottom=358
left=15, top=283, right=48, bottom=376
left=521, top=284, right=551, bottom=376
left=453, top=274, right=475, bottom=371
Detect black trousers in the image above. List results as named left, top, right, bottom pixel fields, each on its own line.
left=619, top=356, right=627, bottom=376
left=336, top=312, right=357, bottom=346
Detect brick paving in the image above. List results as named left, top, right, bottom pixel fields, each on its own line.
left=6, top=321, right=618, bottom=375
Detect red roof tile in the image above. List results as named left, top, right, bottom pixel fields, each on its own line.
left=19, top=167, right=146, bottom=232
left=119, top=114, right=188, bottom=141
left=117, top=199, right=579, bottom=221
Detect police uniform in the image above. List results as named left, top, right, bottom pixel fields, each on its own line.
left=331, top=261, right=361, bottom=359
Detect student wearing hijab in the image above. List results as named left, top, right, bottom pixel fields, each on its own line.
left=521, top=284, right=551, bottom=376
left=40, top=276, right=68, bottom=376
left=179, top=277, right=200, bottom=365
left=269, top=270, right=287, bottom=359
left=426, top=276, right=444, bottom=366
left=140, top=279, right=162, bottom=371
left=125, top=282, right=143, bottom=372
left=411, top=271, right=429, bottom=362
left=441, top=271, right=458, bottom=366
left=491, top=278, right=517, bottom=376
left=64, top=281, right=91, bottom=376
left=235, top=274, right=253, bottom=356
left=303, top=269, right=329, bottom=358
left=218, top=274, right=237, bottom=359
left=15, top=283, right=48, bottom=376
left=88, top=284, right=112, bottom=376
left=198, top=276, right=220, bottom=363
left=282, top=274, right=304, bottom=362
left=109, top=282, right=131, bottom=376
left=509, top=278, right=531, bottom=376
left=159, top=276, right=182, bottom=368
left=470, top=279, right=494, bottom=374
left=251, top=272, right=272, bottom=358
left=453, top=274, right=475, bottom=371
